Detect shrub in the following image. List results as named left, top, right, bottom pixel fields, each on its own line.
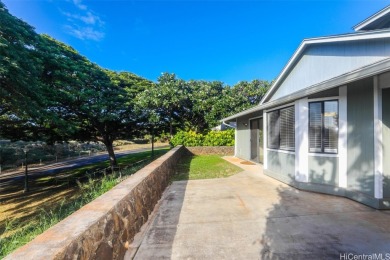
left=171, top=129, right=234, bottom=147
left=203, top=129, right=235, bottom=146
left=158, top=132, right=170, bottom=143
left=170, top=131, right=204, bottom=147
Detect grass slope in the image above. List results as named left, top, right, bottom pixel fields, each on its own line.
left=0, top=148, right=169, bottom=258
left=171, top=155, right=242, bottom=181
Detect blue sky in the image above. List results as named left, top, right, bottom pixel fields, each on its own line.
left=3, top=0, right=390, bottom=85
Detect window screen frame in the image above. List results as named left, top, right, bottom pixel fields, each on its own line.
left=308, top=100, right=339, bottom=154
left=267, top=105, right=295, bottom=152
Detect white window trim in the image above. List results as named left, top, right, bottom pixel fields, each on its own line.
left=295, top=98, right=309, bottom=182
left=267, top=148, right=295, bottom=155
left=308, top=153, right=338, bottom=158
left=266, top=104, right=295, bottom=153
left=308, top=98, right=339, bottom=155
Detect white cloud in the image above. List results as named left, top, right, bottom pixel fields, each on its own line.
left=65, top=25, right=105, bottom=41
left=63, top=11, right=104, bottom=26
left=73, top=0, right=87, bottom=10
left=81, top=12, right=103, bottom=25
left=62, top=0, right=105, bottom=41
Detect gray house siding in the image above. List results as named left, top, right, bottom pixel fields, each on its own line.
left=267, top=151, right=295, bottom=184
left=231, top=75, right=390, bottom=208
left=308, top=156, right=339, bottom=186
left=235, top=112, right=262, bottom=160
left=270, top=39, right=390, bottom=102
left=236, top=117, right=250, bottom=160
left=224, top=15, right=390, bottom=208
left=382, top=88, right=390, bottom=198
left=347, top=77, right=375, bottom=197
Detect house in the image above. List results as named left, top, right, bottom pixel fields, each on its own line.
left=223, top=5, right=390, bottom=209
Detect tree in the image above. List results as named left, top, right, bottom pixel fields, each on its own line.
left=0, top=3, right=151, bottom=166
left=217, top=80, right=271, bottom=118
left=0, top=2, right=50, bottom=142
left=38, top=35, right=149, bottom=167
left=0, top=1, right=271, bottom=164
left=186, top=80, right=225, bottom=133
left=0, top=2, right=44, bottom=118
left=0, top=3, right=76, bottom=144
left=136, top=73, right=189, bottom=137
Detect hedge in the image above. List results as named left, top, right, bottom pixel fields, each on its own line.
left=170, top=129, right=234, bottom=147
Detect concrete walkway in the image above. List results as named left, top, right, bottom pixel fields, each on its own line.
left=129, top=157, right=390, bottom=259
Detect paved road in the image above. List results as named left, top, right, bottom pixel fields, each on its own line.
left=0, top=147, right=168, bottom=185
left=129, top=157, right=390, bottom=259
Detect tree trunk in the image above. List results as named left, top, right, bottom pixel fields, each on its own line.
left=169, top=117, right=173, bottom=138
left=103, top=137, right=117, bottom=167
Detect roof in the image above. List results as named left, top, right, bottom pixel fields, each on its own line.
left=354, top=5, right=390, bottom=32
left=222, top=5, right=390, bottom=122
left=222, top=57, right=390, bottom=122
left=260, top=28, right=390, bottom=105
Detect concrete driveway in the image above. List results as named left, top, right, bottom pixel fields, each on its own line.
left=129, top=157, right=390, bottom=259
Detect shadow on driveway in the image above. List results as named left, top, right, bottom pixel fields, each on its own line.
left=132, top=157, right=390, bottom=259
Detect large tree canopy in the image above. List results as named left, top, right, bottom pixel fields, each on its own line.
left=37, top=36, right=151, bottom=166
left=0, top=2, right=44, bottom=117
left=0, top=4, right=152, bottom=166
left=136, top=73, right=190, bottom=137
left=1, top=1, right=271, bottom=168
left=137, top=75, right=271, bottom=135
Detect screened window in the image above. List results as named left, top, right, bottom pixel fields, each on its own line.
left=267, top=106, right=295, bottom=151
left=309, top=100, right=338, bottom=153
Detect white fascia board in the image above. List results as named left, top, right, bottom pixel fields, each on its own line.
left=353, top=5, right=390, bottom=32
left=221, top=106, right=263, bottom=122
left=260, top=29, right=390, bottom=105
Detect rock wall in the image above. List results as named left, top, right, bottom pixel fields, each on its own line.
left=5, top=145, right=186, bottom=260
left=186, top=146, right=234, bottom=156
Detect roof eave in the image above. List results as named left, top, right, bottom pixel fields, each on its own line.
left=353, top=5, right=390, bottom=32
left=221, top=106, right=263, bottom=122
left=226, top=58, right=390, bottom=121
left=260, top=29, right=390, bottom=105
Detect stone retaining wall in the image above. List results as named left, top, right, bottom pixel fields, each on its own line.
left=5, top=145, right=186, bottom=260
left=186, top=146, right=234, bottom=156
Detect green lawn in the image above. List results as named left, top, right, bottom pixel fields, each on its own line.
left=171, top=155, right=242, bottom=181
